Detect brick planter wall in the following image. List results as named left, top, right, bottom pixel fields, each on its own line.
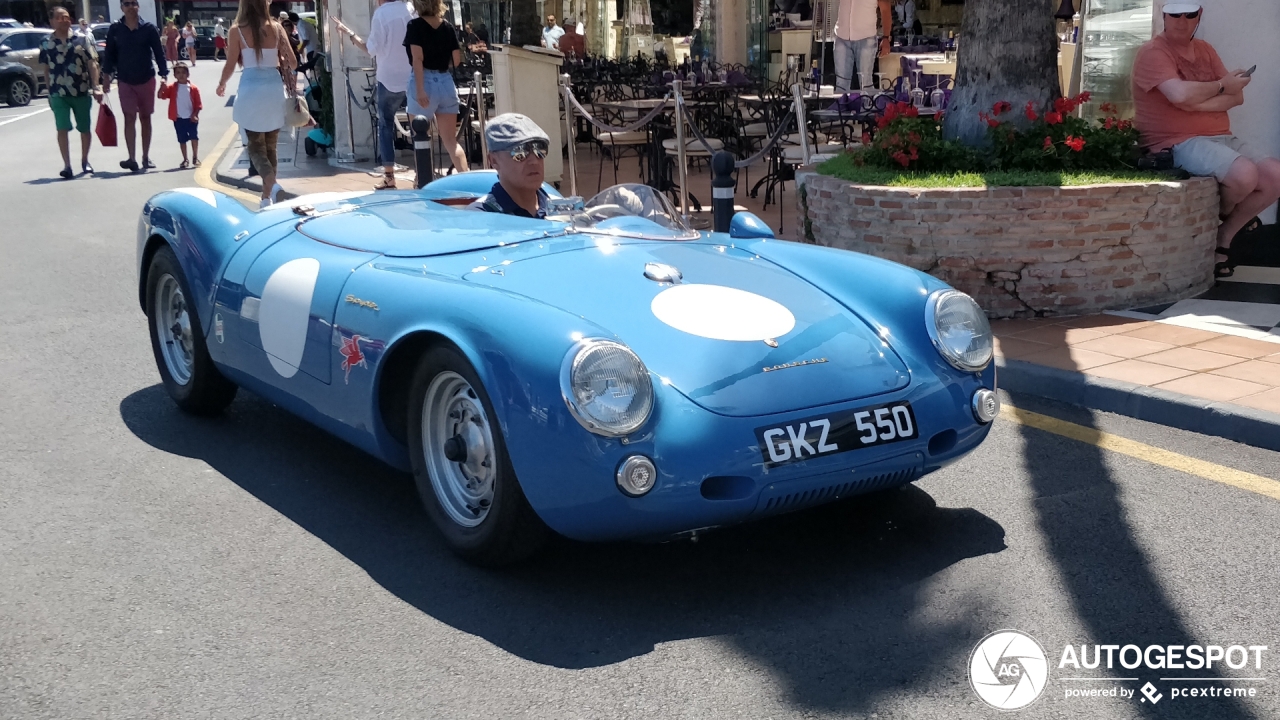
left=797, top=172, right=1220, bottom=318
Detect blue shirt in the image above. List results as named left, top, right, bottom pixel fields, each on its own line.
left=102, top=19, right=167, bottom=86
left=470, top=182, right=550, bottom=218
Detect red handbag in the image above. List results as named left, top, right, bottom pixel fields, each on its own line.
left=95, top=100, right=118, bottom=147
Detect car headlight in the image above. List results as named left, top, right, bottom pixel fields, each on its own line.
left=560, top=339, right=654, bottom=437
left=925, top=289, right=993, bottom=372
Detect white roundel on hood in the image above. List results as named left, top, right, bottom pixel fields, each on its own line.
left=650, top=283, right=796, bottom=341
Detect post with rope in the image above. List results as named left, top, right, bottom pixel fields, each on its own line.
left=474, top=71, right=489, bottom=169
left=673, top=80, right=688, bottom=218
left=560, top=74, right=577, bottom=198
left=412, top=115, right=434, bottom=188
left=711, top=151, right=735, bottom=233
left=791, top=83, right=811, bottom=168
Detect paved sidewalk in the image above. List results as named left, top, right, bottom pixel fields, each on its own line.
left=994, top=313, right=1280, bottom=452
left=213, top=131, right=414, bottom=200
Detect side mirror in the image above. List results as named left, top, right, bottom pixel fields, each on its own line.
left=728, top=211, right=775, bottom=239
left=0, top=45, right=11, bottom=55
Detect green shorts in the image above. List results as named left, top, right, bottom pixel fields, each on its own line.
left=49, top=94, right=92, bottom=133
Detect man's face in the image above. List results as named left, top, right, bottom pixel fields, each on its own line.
left=1163, top=10, right=1201, bottom=42
left=546, top=15, right=556, bottom=27
left=51, top=9, right=72, bottom=32
left=120, top=0, right=140, bottom=21
left=491, top=145, right=545, bottom=195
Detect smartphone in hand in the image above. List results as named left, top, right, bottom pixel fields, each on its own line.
left=1240, top=65, right=1257, bottom=77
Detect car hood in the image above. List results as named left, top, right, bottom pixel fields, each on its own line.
left=465, top=241, right=911, bottom=417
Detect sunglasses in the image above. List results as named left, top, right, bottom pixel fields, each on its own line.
left=508, top=139, right=549, bottom=162
left=1166, top=10, right=1199, bottom=18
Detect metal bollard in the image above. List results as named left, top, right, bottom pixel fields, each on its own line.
left=673, top=80, right=687, bottom=217
left=711, top=151, right=735, bottom=233
left=474, top=71, right=489, bottom=169
left=412, top=114, right=433, bottom=189
left=560, top=73, right=577, bottom=197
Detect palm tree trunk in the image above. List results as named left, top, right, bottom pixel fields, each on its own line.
left=942, top=0, right=1061, bottom=146
left=510, top=0, right=542, bottom=47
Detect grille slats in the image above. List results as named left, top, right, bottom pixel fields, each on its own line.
left=758, top=468, right=918, bottom=516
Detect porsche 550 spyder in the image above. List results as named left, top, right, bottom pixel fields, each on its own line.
left=137, top=174, right=998, bottom=565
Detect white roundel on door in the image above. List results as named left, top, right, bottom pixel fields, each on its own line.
left=258, top=258, right=321, bottom=378
left=650, top=283, right=796, bottom=341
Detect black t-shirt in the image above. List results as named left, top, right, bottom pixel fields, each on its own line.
left=403, top=17, right=459, bottom=72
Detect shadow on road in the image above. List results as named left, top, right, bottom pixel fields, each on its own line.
left=1012, top=390, right=1259, bottom=719
left=121, top=384, right=1005, bottom=711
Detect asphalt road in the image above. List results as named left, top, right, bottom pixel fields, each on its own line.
left=2, top=62, right=1280, bottom=720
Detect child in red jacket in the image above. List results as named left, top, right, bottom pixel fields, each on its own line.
left=157, top=62, right=203, bottom=168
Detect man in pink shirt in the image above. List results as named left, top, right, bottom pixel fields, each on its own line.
left=1131, top=2, right=1279, bottom=276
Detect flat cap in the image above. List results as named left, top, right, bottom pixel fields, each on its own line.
left=485, top=113, right=550, bottom=153
left=1162, top=3, right=1202, bottom=13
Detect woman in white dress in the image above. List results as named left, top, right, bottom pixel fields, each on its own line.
left=182, top=21, right=197, bottom=65
left=214, top=0, right=296, bottom=208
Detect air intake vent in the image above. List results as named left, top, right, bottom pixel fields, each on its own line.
left=760, top=467, right=918, bottom=515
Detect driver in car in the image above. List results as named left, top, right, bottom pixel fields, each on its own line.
left=470, top=113, right=552, bottom=218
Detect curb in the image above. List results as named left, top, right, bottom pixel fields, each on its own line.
left=997, top=357, right=1280, bottom=453
left=211, top=138, right=299, bottom=201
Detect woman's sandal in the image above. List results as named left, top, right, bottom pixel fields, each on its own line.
left=373, top=173, right=397, bottom=191
left=179, top=160, right=190, bottom=169
left=1215, top=245, right=1236, bottom=280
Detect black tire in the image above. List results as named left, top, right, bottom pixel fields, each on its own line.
left=145, top=246, right=238, bottom=415
left=5, top=77, right=32, bottom=107
left=407, top=345, right=548, bottom=566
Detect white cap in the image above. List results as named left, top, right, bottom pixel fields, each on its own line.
left=1163, top=3, right=1202, bottom=13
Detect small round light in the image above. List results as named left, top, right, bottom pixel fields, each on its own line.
left=926, top=289, right=994, bottom=372
left=972, top=388, right=1000, bottom=424
left=616, top=455, right=657, bottom=497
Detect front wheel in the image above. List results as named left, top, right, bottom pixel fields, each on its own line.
left=145, top=245, right=238, bottom=415
left=6, top=77, right=32, bottom=107
left=408, top=346, right=548, bottom=566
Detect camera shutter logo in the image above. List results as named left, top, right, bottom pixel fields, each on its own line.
left=969, top=630, right=1050, bottom=710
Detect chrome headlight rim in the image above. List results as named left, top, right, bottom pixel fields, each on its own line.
left=925, top=289, right=993, bottom=373
left=559, top=338, right=654, bottom=438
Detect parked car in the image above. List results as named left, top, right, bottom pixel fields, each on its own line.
left=0, top=28, right=50, bottom=96
left=176, top=24, right=217, bottom=60
left=0, top=57, right=37, bottom=105
left=136, top=173, right=998, bottom=565
left=0, top=18, right=22, bottom=29
left=89, top=22, right=110, bottom=55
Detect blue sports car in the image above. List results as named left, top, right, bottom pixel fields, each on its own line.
left=138, top=174, right=998, bottom=565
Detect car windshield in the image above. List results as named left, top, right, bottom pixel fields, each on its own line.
left=550, top=184, right=700, bottom=241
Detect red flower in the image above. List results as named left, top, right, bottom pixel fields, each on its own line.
left=908, top=131, right=922, bottom=144
left=1118, top=119, right=1133, bottom=131
left=861, top=132, right=872, bottom=145
left=979, top=111, right=999, bottom=128
left=1077, top=91, right=1091, bottom=104
left=1025, top=101, right=1039, bottom=121
left=992, top=100, right=1012, bottom=116
left=1054, top=97, right=1071, bottom=114
left=1045, top=111, right=1063, bottom=125
left=1043, top=136, right=1054, bottom=150
left=1104, top=117, right=1114, bottom=130
left=1100, top=102, right=1118, bottom=114
left=905, top=105, right=919, bottom=118
left=892, top=150, right=911, bottom=167
left=1065, top=135, right=1086, bottom=152
left=876, top=115, right=891, bottom=129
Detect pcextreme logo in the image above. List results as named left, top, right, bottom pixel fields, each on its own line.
left=969, top=630, right=1050, bottom=710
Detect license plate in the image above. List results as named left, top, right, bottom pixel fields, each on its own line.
left=755, top=401, right=918, bottom=467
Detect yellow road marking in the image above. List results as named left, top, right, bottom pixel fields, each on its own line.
left=1000, top=404, right=1280, bottom=502
left=194, top=122, right=260, bottom=206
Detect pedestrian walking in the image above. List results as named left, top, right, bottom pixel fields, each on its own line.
left=182, top=21, right=197, bottom=65
left=331, top=0, right=413, bottom=190
left=403, top=0, right=469, bottom=179
left=40, top=6, right=104, bottom=178
left=213, top=18, right=226, bottom=61
left=157, top=61, right=201, bottom=168
left=163, top=19, right=179, bottom=62
left=215, top=0, right=296, bottom=208
left=77, top=17, right=91, bottom=39
left=540, top=14, right=563, bottom=50
left=102, top=0, right=168, bottom=172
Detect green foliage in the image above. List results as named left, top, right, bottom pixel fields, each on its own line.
left=837, top=94, right=1142, bottom=180
left=816, top=153, right=1165, bottom=188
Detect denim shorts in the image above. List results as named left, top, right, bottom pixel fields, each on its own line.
left=407, top=69, right=460, bottom=118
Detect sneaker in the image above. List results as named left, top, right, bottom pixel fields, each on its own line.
left=120, top=158, right=139, bottom=172
left=259, top=197, right=273, bottom=209
left=81, top=161, right=94, bottom=174
left=270, top=183, right=284, bottom=203
left=59, top=166, right=74, bottom=179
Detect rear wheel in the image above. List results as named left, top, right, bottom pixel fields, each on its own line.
left=145, top=246, right=238, bottom=415
left=6, top=77, right=32, bottom=107
left=408, top=346, right=548, bottom=565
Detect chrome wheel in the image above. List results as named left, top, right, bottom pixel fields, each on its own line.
left=8, top=79, right=31, bottom=106
left=153, top=273, right=194, bottom=386
left=421, top=371, right=497, bottom=527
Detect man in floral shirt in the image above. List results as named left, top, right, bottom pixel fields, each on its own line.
left=40, top=6, right=104, bottom=178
